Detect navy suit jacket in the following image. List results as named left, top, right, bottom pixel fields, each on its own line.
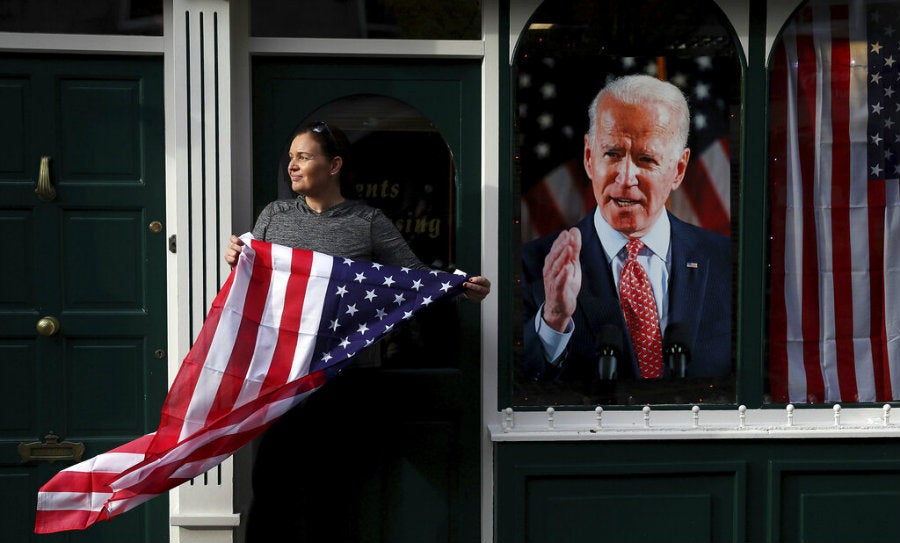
left=521, top=210, right=732, bottom=384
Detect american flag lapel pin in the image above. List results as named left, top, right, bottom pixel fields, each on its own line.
left=686, top=261, right=699, bottom=269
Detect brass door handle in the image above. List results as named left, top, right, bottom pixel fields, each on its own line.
left=36, top=316, right=60, bottom=336
left=35, top=156, right=56, bottom=202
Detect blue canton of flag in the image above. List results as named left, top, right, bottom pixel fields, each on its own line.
left=311, top=256, right=468, bottom=376
left=867, top=5, right=900, bottom=181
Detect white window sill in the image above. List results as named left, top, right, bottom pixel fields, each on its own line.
left=170, top=514, right=240, bottom=528
left=490, top=405, right=900, bottom=441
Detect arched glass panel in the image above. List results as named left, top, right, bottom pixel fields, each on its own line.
left=512, top=0, right=743, bottom=407
left=767, top=0, right=900, bottom=405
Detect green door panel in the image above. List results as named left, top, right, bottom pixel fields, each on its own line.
left=62, top=211, right=145, bottom=310
left=0, top=76, right=30, bottom=174
left=526, top=471, right=737, bottom=543
left=775, top=463, right=900, bottom=543
left=58, top=79, right=145, bottom=181
left=0, top=342, right=35, bottom=433
left=497, top=440, right=900, bottom=543
left=0, top=55, right=167, bottom=543
left=0, top=211, right=36, bottom=314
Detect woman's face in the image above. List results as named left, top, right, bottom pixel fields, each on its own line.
left=287, top=132, right=336, bottom=196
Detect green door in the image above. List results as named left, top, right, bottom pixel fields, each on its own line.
left=0, top=56, right=168, bottom=542
left=251, top=59, right=482, bottom=542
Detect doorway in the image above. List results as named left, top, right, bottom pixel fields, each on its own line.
left=248, top=57, right=482, bottom=542
left=0, top=55, right=168, bottom=542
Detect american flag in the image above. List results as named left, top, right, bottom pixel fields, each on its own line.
left=34, top=234, right=467, bottom=533
left=516, top=52, right=737, bottom=242
left=768, top=0, right=900, bottom=403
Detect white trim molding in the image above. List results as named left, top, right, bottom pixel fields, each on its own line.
left=480, top=3, right=501, bottom=542
left=491, top=405, right=900, bottom=442
left=170, top=514, right=241, bottom=527
left=0, top=31, right=163, bottom=54
left=166, top=0, right=236, bottom=542
left=248, top=37, right=483, bottom=58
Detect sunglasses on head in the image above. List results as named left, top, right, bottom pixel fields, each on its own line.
left=311, top=120, right=333, bottom=138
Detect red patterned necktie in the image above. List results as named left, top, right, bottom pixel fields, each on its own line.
left=619, top=239, right=663, bottom=378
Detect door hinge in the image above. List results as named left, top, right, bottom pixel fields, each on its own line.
left=168, top=234, right=177, bottom=253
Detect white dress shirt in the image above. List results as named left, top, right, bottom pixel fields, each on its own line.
left=535, top=208, right=672, bottom=364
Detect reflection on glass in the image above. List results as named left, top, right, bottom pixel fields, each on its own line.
left=251, top=0, right=481, bottom=39
left=513, top=0, right=741, bottom=407
left=766, top=0, right=900, bottom=405
left=0, top=0, right=162, bottom=35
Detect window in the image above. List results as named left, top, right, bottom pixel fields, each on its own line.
left=250, top=0, right=481, bottom=39
left=509, top=0, right=742, bottom=407
left=0, top=0, right=162, bottom=35
left=766, top=0, right=900, bottom=405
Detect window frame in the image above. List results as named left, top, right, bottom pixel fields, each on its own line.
left=492, top=0, right=900, bottom=440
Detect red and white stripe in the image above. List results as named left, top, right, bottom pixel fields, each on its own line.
left=668, top=137, right=732, bottom=237
left=521, top=159, right=594, bottom=240
left=35, top=234, right=334, bottom=533
left=34, top=434, right=155, bottom=533
left=768, top=1, right=900, bottom=403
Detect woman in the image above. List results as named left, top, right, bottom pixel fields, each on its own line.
left=226, top=121, right=490, bottom=541
left=224, top=120, right=491, bottom=301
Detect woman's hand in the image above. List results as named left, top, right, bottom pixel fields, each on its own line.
left=224, top=234, right=245, bottom=267
left=462, top=276, right=491, bottom=302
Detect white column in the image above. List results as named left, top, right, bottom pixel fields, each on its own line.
left=165, top=0, right=238, bottom=541
left=481, top=3, right=502, bottom=543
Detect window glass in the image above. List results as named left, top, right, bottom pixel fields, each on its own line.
left=251, top=0, right=481, bottom=39
left=512, top=0, right=742, bottom=407
left=766, top=0, right=900, bottom=405
left=0, top=0, right=162, bottom=35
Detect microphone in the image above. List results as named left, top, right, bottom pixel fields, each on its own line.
left=663, top=323, right=691, bottom=378
left=595, top=324, right=623, bottom=380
